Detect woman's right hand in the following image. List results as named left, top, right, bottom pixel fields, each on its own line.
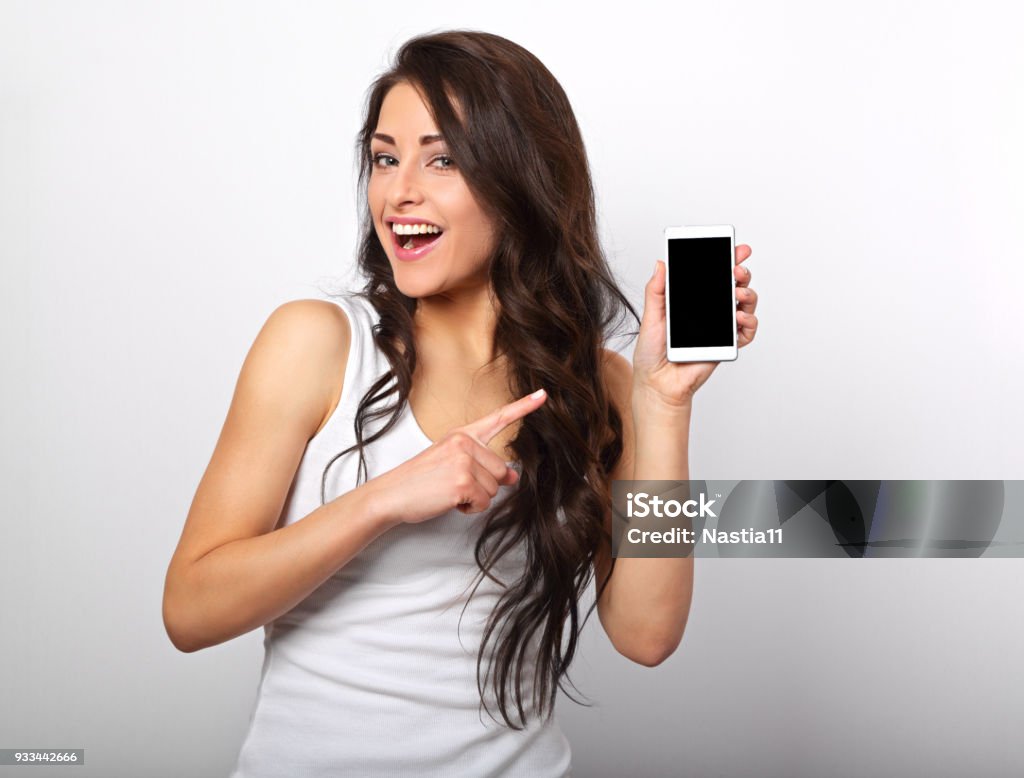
left=365, top=388, right=547, bottom=526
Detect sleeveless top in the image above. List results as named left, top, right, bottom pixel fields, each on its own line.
left=228, top=293, right=573, bottom=778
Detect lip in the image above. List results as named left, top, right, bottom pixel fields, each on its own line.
left=389, top=223, right=445, bottom=262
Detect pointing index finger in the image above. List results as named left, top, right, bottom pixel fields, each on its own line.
left=464, top=388, right=547, bottom=445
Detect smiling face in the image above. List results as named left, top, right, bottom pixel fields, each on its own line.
left=367, top=81, right=498, bottom=299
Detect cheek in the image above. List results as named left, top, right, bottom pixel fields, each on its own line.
left=367, top=177, right=385, bottom=210
left=448, top=202, right=494, bottom=245
left=470, top=216, right=498, bottom=251
left=366, top=186, right=387, bottom=243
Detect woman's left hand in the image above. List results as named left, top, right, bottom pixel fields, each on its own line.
left=632, top=244, right=758, bottom=408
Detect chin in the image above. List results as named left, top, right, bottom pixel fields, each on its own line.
left=390, top=269, right=440, bottom=300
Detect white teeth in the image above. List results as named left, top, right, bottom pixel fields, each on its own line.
left=403, top=238, right=414, bottom=250
left=392, top=223, right=441, bottom=235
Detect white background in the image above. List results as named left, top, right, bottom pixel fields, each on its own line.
left=2, top=1, right=1022, bottom=775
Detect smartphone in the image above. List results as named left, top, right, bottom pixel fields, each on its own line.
left=664, top=224, right=738, bottom=363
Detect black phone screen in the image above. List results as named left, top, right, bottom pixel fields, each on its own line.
left=667, top=236, right=734, bottom=348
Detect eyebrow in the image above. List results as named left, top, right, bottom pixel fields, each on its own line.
left=371, top=132, right=445, bottom=146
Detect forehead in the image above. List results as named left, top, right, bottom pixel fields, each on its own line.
left=374, top=82, right=439, bottom=137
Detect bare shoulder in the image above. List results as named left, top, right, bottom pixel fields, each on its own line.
left=599, top=347, right=635, bottom=483
left=594, top=348, right=635, bottom=630
left=163, top=299, right=351, bottom=582
left=259, top=299, right=350, bottom=372
left=269, top=298, right=350, bottom=341
left=263, top=299, right=351, bottom=434
left=600, top=348, right=634, bottom=413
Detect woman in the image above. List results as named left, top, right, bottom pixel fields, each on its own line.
left=163, top=29, right=758, bottom=777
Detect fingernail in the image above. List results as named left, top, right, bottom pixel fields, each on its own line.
left=531, top=388, right=546, bottom=399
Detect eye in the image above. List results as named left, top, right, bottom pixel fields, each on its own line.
left=371, top=152, right=397, bottom=168
left=432, top=155, right=456, bottom=170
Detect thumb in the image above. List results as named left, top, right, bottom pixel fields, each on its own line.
left=642, top=260, right=666, bottom=326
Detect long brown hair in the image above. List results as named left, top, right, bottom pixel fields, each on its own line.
left=322, top=29, right=640, bottom=729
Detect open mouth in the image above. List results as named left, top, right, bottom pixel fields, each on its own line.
left=395, top=231, right=443, bottom=250
left=390, top=225, right=445, bottom=260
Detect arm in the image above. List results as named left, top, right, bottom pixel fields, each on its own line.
left=594, top=249, right=757, bottom=666
left=166, top=487, right=397, bottom=653
left=593, top=349, right=694, bottom=667
left=162, top=300, right=400, bottom=653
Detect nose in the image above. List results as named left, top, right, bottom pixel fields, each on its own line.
left=386, top=160, right=425, bottom=209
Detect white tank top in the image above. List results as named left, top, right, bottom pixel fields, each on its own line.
left=229, top=293, right=573, bottom=777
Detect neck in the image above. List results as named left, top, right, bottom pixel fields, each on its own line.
left=413, top=284, right=502, bottom=370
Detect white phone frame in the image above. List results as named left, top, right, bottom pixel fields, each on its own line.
left=664, top=224, right=738, bottom=363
